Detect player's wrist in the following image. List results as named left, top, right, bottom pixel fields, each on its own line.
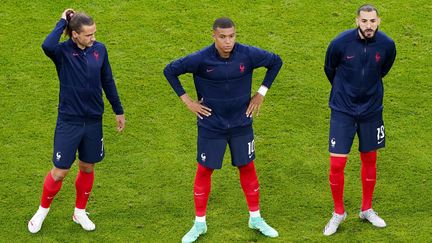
left=180, top=93, right=189, bottom=102
left=257, top=85, right=268, bottom=96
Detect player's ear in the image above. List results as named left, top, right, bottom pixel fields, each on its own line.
left=72, top=30, right=79, bottom=38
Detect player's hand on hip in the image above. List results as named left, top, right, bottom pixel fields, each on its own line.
left=246, top=93, right=264, bottom=118
left=180, top=94, right=212, bottom=119
left=116, top=114, right=126, bottom=132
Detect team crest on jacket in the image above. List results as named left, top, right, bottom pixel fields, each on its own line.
left=239, top=63, right=245, bottom=73
left=375, top=52, right=381, bottom=63
left=93, top=51, right=100, bottom=61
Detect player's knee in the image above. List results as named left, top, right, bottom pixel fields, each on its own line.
left=197, top=163, right=213, bottom=177
left=238, top=161, right=255, bottom=173
left=330, top=159, right=347, bottom=174
left=78, top=160, right=94, bottom=173
left=51, top=168, right=69, bottom=181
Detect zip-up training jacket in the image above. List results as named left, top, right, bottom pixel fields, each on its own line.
left=42, top=19, right=123, bottom=123
left=324, top=28, right=396, bottom=116
left=164, top=43, right=282, bottom=131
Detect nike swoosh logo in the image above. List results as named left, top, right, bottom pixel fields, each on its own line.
left=206, top=69, right=214, bottom=72
left=377, top=140, right=384, bottom=144
left=85, top=192, right=90, bottom=195
left=254, top=187, right=259, bottom=192
left=194, top=192, right=205, bottom=196
left=365, top=178, right=376, bottom=182
left=346, top=55, right=355, bottom=59
left=47, top=196, right=53, bottom=199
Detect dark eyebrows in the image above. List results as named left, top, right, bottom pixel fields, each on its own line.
left=219, top=33, right=235, bottom=37
left=85, top=31, right=96, bottom=36
left=360, top=18, right=377, bottom=21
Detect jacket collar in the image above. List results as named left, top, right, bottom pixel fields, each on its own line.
left=211, top=43, right=237, bottom=61
left=66, top=38, right=93, bottom=52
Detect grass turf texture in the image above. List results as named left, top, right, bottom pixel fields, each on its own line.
left=1, top=0, right=432, bottom=241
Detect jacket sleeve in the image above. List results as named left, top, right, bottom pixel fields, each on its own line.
left=382, top=40, right=396, bottom=78
left=324, top=40, right=340, bottom=84
left=249, top=46, right=283, bottom=89
left=101, top=46, right=124, bottom=115
left=41, top=19, right=67, bottom=63
left=163, top=52, right=202, bottom=96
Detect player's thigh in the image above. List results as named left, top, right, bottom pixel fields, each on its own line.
left=52, top=120, right=83, bottom=169
left=78, top=121, right=104, bottom=163
left=358, top=114, right=385, bottom=152
left=229, top=131, right=255, bottom=167
left=329, top=110, right=357, bottom=154
left=197, top=134, right=227, bottom=170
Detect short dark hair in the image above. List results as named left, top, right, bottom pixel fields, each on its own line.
left=65, top=12, right=94, bottom=38
left=357, top=4, right=379, bottom=16
left=212, top=17, right=235, bottom=30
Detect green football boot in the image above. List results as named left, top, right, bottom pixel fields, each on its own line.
left=181, top=221, right=207, bottom=243
left=248, top=217, right=279, bottom=238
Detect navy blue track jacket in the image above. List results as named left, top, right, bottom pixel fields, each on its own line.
left=164, top=43, right=282, bottom=131
left=324, top=29, right=396, bottom=116
left=42, top=19, right=123, bottom=122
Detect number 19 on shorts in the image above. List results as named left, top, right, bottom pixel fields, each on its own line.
left=376, top=125, right=385, bottom=144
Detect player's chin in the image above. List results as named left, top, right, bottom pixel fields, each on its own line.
left=224, top=47, right=233, bottom=52
left=365, top=30, right=375, bottom=37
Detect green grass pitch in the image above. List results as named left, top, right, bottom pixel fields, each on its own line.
left=1, top=0, right=431, bottom=241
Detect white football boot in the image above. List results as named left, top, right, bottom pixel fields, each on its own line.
left=72, top=208, right=96, bottom=231
left=323, top=212, right=347, bottom=236
left=359, top=209, right=386, bottom=227
left=28, top=206, right=50, bottom=233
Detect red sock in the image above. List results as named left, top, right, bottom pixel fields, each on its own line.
left=360, top=151, right=377, bottom=211
left=239, top=161, right=260, bottom=212
left=194, top=163, right=213, bottom=217
left=40, top=172, right=63, bottom=208
left=329, top=156, right=347, bottom=214
left=75, top=170, right=94, bottom=209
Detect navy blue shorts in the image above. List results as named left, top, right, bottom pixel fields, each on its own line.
left=52, top=118, right=104, bottom=169
left=329, top=110, right=385, bottom=154
left=197, top=126, right=255, bottom=169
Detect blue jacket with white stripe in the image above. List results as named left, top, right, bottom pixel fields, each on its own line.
left=164, top=43, right=282, bottom=131
left=42, top=19, right=123, bottom=123
left=324, top=29, right=396, bottom=116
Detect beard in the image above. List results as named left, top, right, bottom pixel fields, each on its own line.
left=358, top=27, right=378, bottom=39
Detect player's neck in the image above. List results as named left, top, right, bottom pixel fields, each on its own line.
left=72, top=38, right=86, bottom=50
left=215, top=46, right=231, bottom=59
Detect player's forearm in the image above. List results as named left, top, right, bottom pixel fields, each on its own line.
left=164, top=65, right=186, bottom=96
left=324, top=66, right=335, bottom=83
left=261, top=55, right=283, bottom=89
left=102, top=77, right=124, bottom=115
